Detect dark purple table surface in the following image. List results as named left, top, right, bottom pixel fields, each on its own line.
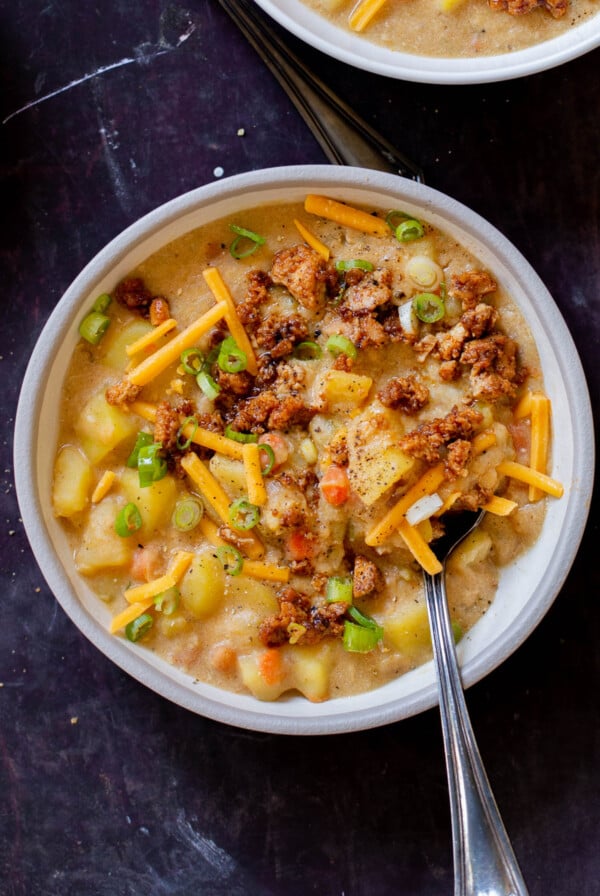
left=1, top=2, right=598, bottom=894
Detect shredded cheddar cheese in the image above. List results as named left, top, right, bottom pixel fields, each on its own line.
left=397, top=518, right=442, bottom=576
left=529, top=393, right=551, bottom=502
left=202, top=267, right=258, bottom=375
left=109, top=599, right=154, bottom=634
left=497, top=460, right=563, bottom=498
left=365, top=464, right=445, bottom=547
left=91, top=470, right=116, bottom=504
left=349, top=0, right=389, bottom=31
left=125, top=318, right=177, bottom=357
left=243, top=442, right=267, bottom=507
left=304, top=194, right=389, bottom=236
left=124, top=550, right=194, bottom=604
left=127, top=302, right=227, bottom=387
left=293, top=218, right=330, bottom=260
left=482, top=495, right=518, bottom=516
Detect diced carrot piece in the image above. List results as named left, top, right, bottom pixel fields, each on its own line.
left=286, top=531, right=317, bottom=562
left=320, top=464, right=350, bottom=506
left=258, top=648, right=283, bottom=686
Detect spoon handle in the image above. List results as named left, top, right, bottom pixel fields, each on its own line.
left=423, top=571, right=530, bottom=896
left=217, top=0, right=424, bottom=181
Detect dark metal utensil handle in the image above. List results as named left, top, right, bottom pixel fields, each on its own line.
left=217, top=0, right=424, bottom=181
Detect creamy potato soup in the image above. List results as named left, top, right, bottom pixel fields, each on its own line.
left=304, top=0, right=598, bottom=58
left=52, top=195, right=563, bottom=703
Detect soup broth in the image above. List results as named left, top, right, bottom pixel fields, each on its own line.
left=52, top=195, right=558, bottom=703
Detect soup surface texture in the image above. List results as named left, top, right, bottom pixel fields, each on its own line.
left=52, top=196, right=558, bottom=703
left=303, top=0, right=598, bottom=58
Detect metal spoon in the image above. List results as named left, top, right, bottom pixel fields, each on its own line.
left=217, top=0, right=424, bottom=181
left=424, top=510, right=529, bottom=896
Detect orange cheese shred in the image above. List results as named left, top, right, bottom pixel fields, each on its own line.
left=304, top=194, right=389, bottom=237
left=365, top=463, right=445, bottom=547
left=497, top=460, right=563, bottom=499
left=293, top=218, right=330, bottom=260
left=397, top=518, right=442, bottom=576
left=202, top=267, right=258, bottom=375
left=349, top=0, right=389, bottom=31
left=529, top=393, right=551, bottom=502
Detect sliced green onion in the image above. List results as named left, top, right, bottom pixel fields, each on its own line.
left=126, top=431, right=154, bottom=468
left=224, top=424, right=258, bottom=444
left=257, top=443, right=275, bottom=476
left=218, top=336, right=247, bottom=373
left=114, top=502, right=142, bottom=537
left=335, top=259, right=374, bottom=273
left=229, top=224, right=266, bottom=259
left=228, top=497, right=260, bottom=531
left=412, top=292, right=445, bottom=324
left=196, top=369, right=221, bottom=400
left=326, top=575, right=353, bottom=604
left=171, top=497, right=204, bottom=531
left=216, top=544, right=244, bottom=576
left=137, top=443, right=167, bottom=487
left=326, top=334, right=357, bottom=361
left=293, top=341, right=323, bottom=360
left=154, top=586, right=180, bottom=615
left=79, top=311, right=111, bottom=345
left=343, top=621, right=382, bottom=653
left=180, top=347, right=205, bottom=375
left=125, top=613, right=153, bottom=642
left=452, top=621, right=463, bottom=644
left=395, top=219, right=424, bottom=242
left=92, top=293, right=112, bottom=313
left=176, top=416, right=198, bottom=450
left=386, top=209, right=412, bottom=230
left=347, top=605, right=382, bottom=631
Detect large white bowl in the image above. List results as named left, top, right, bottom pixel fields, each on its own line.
left=253, top=0, right=600, bottom=84
left=14, top=166, right=594, bottom=734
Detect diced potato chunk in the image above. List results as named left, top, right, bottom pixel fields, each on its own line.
left=208, top=454, right=247, bottom=499
left=289, top=645, right=332, bottom=702
left=52, top=446, right=92, bottom=517
left=119, top=468, right=177, bottom=542
left=75, top=392, right=138, bottom=464
left=238, top=652, right=287, bottom=702
left=447, top=529, right=493, bottom=572
left=180, top=551, right=225, bottom=618
left=385, top=602, right=432, bottom=661
left=321, top=370, right=372, bottom=411
left=346, top=406, right=415, bottom=506
left=75, top=497, right=134, bottom=574
left=101, top=319, right=154, bottom=371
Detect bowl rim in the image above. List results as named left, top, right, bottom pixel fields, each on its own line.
left=14, top=165, right=595, bottom=735
left=252, top=0, right=600, bottom=84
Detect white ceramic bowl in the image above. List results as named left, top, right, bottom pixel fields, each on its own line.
left=14, top=166, right=593, bottom=734
left=253, top=0, right=600, bottom=84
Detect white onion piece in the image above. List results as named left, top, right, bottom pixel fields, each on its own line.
left=398, top=300, right=419, bottom=335
left=406, top=255, right=444, bottom=290
left=405, top=492, right=444, bottom=526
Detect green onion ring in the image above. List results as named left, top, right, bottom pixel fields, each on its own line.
left=347, top=605, right=382, bottom=632
left=176, top=416, right=198, bottom=451
left=126, top=431, right=154, bottom=468
left=114, top=502, right=142, bottom=537
left=79, top=311, right=111, bottom=345
left=326, top=334, right=358, bottom=361
left=216, top=545, right=244, bottom=576
left=229, top=224, right=266, bottom=259
left=385, top=209, right=412, bottom=230
left=335, top=259, right=374, bottom=273
left=125, top=613, right=154, bottom=643
left=412, top=292, right=445, bottom=323
left=326, top=575, right=353, bottom=604
left=171, top=497, right=204, bottom=531
left=217, top=336, right=247, bottom=373
left=154, top=586, right=180, bottom=616
left=395, top=219, right=425, bottom=243
left=196, top=369, right=221, bottom=400
left=257, top=443, right=275, bottom=476
left=180, top=347, right=205, bottom=375
left=92, top=293, right=112, bottom=313
left=293, top=341, right=323, bottom=360
left=225, top=424, right=258, bottom=444
left=228, top=498, right=260, bottom=531
left=342, top=621, right=382, bottom=653
left=137, top=443, right=167, bottom=487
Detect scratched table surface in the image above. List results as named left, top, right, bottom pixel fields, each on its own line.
left=1, top=2, right=599, bottom=894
